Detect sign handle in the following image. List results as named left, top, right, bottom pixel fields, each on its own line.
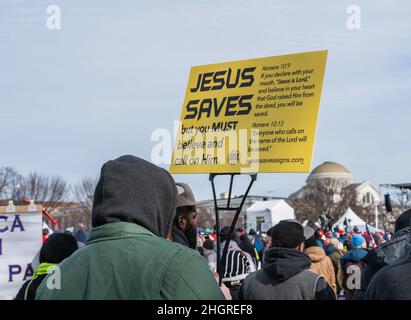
left=209, top=173, right=257, bottom=285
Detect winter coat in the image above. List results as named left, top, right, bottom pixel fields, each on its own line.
left=360, top=227, right=410, bottom=293
left=218, top=240, right=255, bottom=300
left=305, top=246, right=337, bottom=294
left=15, top=275, right=47, bottom=301
left=238, top=247, right=336, bottom=300
left=250, top=233, right=264, bottom=257
left=36, top=155, right=224, bottom=300
left=325, top=244, right=335, bottom=256
left=221, top=240, right=256, bottom=273
left=340, top=248, right=368, bottom=299
left=328, top=250, right=343, bottom=292
left=364, top=253, right=411, bottom=300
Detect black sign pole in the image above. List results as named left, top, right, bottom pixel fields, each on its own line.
left=209, top=173, right=221, bottom=280
left=209, top=173, right=257, bottom=285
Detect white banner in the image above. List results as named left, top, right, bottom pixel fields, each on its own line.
left=0, top=212, right=42, bottom=300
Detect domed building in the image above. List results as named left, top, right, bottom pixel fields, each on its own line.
left=290, top=161, right=380, bottom=207
left=307, top=162, right=354, bottom=185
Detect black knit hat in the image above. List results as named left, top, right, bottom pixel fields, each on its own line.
left=270, top=220, right=314, bottom=249
left=39, top=233, right=79, bottom=264
left=304, top=235, right=319, bottom=249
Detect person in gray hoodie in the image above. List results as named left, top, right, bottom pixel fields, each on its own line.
left=238, top=220, right=335, bottom=300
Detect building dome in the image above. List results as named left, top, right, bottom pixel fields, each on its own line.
left=307, top=161, right=354, bottom=184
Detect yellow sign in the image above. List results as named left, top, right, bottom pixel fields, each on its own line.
left=170, top=50, right=327, bottom=174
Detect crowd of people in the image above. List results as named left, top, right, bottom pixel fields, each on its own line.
left=15, top=155, right=411, bottom=300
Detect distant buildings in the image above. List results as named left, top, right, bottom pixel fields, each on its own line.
left=246, top=200, right=294, bottom=232
left=196, top=193, right=281, bottom=230
left=196, top=161, right=385, bottom=232
left=290, top=161, right=381, bottom=207
left=14, top=162, right=405, bottom=233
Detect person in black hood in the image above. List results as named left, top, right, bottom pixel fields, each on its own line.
left=363, top=251, right=411, bottom=299
left=15, top=233, right=78, bottom=300
left=356, top=208, right=411, bottom=299
left=35, top=155, right=225, bottom=300
left=172, top=183, right=198, bottom=250
left=91, top=155, right=177, bottom=238
left=238, top=219, right=336, bottom=300
left=362, top=208, right=411, bottom=300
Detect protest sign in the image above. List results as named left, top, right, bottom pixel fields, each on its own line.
left=170, top=50, right=327, bottom=174
left=0, top=202, right=42, bottom=299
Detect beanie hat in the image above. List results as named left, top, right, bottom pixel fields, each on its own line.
left=270, top=220, right=314, bottom=249
left=351, top=234, right=365, bottom=248
left=39, top=233, right=79, bottom=264
left=304, top=235, right=319, bottom=248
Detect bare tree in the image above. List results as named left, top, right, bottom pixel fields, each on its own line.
left=0, top=167, right=18, bottom=198
left=333, top=184, right=358, bottom=218
left=307, top=178, right=356, bottom=218
left=392, top=189, right=411, bottom=211
left=15, top=172, right=68, bottom=211
left=71, top=176, right=98, bottom=221
left=307, top=178, right=340, bottom=216
left=290, top=178, right=357, bottom=224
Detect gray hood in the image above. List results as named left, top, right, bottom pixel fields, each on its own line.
left=91, top=155, right=178, bottom=238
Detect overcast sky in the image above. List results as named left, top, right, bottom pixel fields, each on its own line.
left=1, top=0, right=410, bottom=200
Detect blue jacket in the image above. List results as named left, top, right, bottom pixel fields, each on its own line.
left=253, top=236, right=263, bottom=254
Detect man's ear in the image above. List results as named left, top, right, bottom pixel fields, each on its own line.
left=296, top=242, right=305, bottom=252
